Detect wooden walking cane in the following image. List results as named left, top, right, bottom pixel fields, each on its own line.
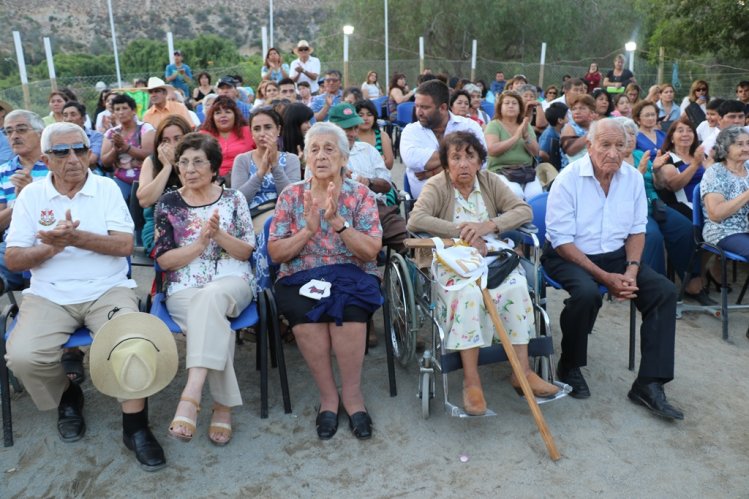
left=405, top=238, right=561, bottom=461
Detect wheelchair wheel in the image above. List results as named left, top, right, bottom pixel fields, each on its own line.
left=420, top=371, right=431, bottom=419
left=385, top=252, right=417, bottom=366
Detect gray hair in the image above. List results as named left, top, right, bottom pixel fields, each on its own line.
left=517, top=84, right=538, bottom=98
left=5, top=109, right=44, bottom=132
left=463, top=83, right=481, bottom=95
left=304, top=122, right=350, bottom=162
left=588, top=117, right=626, bottom=145
left=41, top=122, right=89, bottom=153
left=713, top=125, right=749, bottom=163
left=611, top=116, right=638, bottom=148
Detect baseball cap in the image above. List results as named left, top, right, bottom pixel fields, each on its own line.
left=217, top=76, right=237, bottom=88
left=329, top=103, right=364, bottom=129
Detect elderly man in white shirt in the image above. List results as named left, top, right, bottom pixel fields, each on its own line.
left=541, top=118, right=684, bottom=421
left=4, top=122, right=168, bottom=470
left=399, top=80, right=486, bottom=199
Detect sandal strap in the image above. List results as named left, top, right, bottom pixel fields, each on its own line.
left=169, top=416, right=196, bottom=432
left=179, top=396, right=201, bottom=412
left=209, top=422, right=232, bottom=431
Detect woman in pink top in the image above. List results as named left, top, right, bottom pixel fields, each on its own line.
left=199, top=95, right=255, bottom=185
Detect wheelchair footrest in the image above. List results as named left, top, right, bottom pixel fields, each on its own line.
left=440, top=336, right=554, bottom=374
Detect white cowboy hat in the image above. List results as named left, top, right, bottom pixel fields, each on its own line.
left=293, top=40, right=314, bottom=55
left=90, top=312, right=178, bottom=399
left=146, top=77, right=170, bottom=91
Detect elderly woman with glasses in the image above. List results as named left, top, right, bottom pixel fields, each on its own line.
left=154, top=132, right=256, bottom=447
left=268, top=122, right=382, bottom=441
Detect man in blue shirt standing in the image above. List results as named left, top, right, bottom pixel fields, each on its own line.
left=490, top=71, right=506, bottom=95
left=164, top=50, right=193, bottom=100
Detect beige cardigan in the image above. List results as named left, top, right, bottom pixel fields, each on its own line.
left=406, top=170, right=532, bottom=266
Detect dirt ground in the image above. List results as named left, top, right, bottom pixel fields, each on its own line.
left=2, top=160, right=749, bottom=497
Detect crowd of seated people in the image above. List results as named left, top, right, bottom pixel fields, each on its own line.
left=3, top=38, right=749, bottom=473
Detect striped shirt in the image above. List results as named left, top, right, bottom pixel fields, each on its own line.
left=0, top=156, right=49, bottom=208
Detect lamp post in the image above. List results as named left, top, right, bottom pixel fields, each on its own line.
left=625, top=41, right=637, bottom=73
left=343, top=25, right=355, bottom=88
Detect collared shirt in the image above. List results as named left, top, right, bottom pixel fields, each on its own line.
left=86, top=128, right=104, bottom=161
left=0, top=156, right=49, bottom=207
left=452, top=178, right=486, bottom=223
left=546, top=154, right=647, bottom=255
left=399, top=112, right=486, bottom=198
left=310, top=91, right=343, bottom=121
left=164, top=63, right=193, bottom=98
left=6, top=172, right=136, bottom=304
left=143, top=101, right=193, bottom=129
left=290, top=56, right=322, bottom=93
left=0, top=134, right=14, bottom=165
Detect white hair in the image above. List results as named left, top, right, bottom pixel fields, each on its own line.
left=588, top=117, right=626, bottom=144
left=5, top=109, right=44, bottom=132
left=304, top=122, right=350, bottom=162
left=41, top=122, right=89, bottom=152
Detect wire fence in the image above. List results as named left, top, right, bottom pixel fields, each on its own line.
left=1, top=57, right=747, bottom=116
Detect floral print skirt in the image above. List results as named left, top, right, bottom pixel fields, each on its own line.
left=433, top=265, right=534, bottom=351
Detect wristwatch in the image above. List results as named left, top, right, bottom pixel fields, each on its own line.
left=336, top=221, right=350, bottom=234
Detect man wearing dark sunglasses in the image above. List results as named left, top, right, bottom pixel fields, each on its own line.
left=0, top=109, right=48, bottom=294
left=4, top=121, right=168, bottom=471
left=290, top=40, right=321, bottom=94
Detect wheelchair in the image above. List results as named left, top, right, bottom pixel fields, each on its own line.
left=382, top=227, right=570, bottom=419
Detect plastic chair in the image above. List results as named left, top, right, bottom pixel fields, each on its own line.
left=150, top=226, right=291, bottom=419
left=370, top=96, right=388, bottom=118
left=526, top=192, right=637, bottom=371
left=481, top=100, right=495, bottom=120
left=395, top=102, right=415, bottom=127
left=677, top=185, right=748, bottom=340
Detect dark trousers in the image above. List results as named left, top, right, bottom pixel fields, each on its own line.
left=542, top=246, right=677, bottom=381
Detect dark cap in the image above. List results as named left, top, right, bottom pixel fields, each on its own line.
left=217, top=76, right=237, bottom=88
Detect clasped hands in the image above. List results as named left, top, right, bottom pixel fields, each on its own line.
left=602, top=268, right=639, bottom=300
left=198, top=208, right=223, bottom=248
left=303, top=182, right=343, bottom=233
left=37, top=209, right=80, bottom=253
left=457, top=221, right=495, bottom=257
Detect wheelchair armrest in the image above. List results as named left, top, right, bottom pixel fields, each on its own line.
left=517, top=223, right=538, bottom=235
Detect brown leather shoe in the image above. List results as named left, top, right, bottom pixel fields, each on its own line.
left=511, top=371, right=560, bottom=399
left=463, top=385, right=487, bottom=415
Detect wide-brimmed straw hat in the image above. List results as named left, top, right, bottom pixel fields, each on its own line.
left=293, top=40, right=314, bottom=55
left=146, top=77, right=170, bottom=91
left=90, top=312, right=178, bottom=399
left=0, top=100, right=13, bottom=114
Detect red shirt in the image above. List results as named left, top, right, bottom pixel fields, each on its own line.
left=200, top=127, right=256, bottom=177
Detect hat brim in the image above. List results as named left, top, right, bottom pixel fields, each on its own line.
left=90, top=312, right=178, bottom=400
left=332, top=116, right=364, bottom=129
left=0, top=100, right=12, bottom=113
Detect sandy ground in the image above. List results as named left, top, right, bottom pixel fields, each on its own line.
left=2, top=160, right=749, bottom=497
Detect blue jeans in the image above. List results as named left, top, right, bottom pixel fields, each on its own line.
left=643, top=207, right=699, bottom=279
left=0, top=241, right=26, bottom=292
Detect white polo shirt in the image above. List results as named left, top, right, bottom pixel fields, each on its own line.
left=399, top=112, right=486, bottom=198
left=7, top=172, right=136, bottom=305
left=546, top=154, right=647, bottom=255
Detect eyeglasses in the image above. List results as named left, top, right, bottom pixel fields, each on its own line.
left=1, top=125, right=32, bottom=136
left=177, top=158, right=211, bottom=170
left=325, top=78, right=340, bottom=83
left=46, top=143, right=90, bottom=158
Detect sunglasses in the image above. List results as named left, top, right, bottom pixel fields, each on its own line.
left=696, top=88, right=707, bottom=92
left=297, top=47, right=310, bottom=52
left=1, top=125, right=32, bottom=136
left=46, top=143, right=89, bottom=158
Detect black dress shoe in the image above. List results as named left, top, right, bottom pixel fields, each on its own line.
left=557, top=363, right=591, bottom=399
left=315, top=411, right=338, bottom=440
left=684, top=289, right=718, bottom=306
left=348, top=411, right=372, bottom=440
left=123, top=427, right=167, bottom=471
left=58, top=383, right=85, bottom=442
left=628, top=380, right=684, bottom=421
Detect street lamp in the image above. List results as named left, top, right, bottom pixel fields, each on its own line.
left=625, top=41, right=637, bottom=73
left=343, top=25, right=355, bottom=87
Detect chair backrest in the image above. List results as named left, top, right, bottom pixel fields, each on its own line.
left=690, top=184, right=706, bottom=243
left=526, top=192, right=549, bottom=244
left=481, top=100, right=495, bottom=120
left=370, top=96, right=387, bottom=118
left=396, top=102, right=415, bottom=125
left=259, top=215, right=279, bottom=289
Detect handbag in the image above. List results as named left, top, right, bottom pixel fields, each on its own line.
left=431, top=238, right=487, bottom=291
left=486, top=249, right=521, bottom=289
left=501, top=163, right=536, bottom=185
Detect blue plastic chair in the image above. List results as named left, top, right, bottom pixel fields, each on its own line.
left=679, top=185, right=748, bottom=340
left=370, top=96, right=388, bottom=119
left=526, top=192, right=636, bottom=370
left=395, top=102, right=415, bottom=127
left=150, top=227, right=291, bottom=419
left=481, top=100, right=495, bottom=120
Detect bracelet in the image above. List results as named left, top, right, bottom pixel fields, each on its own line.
left=626, top=261, right=640, bottom=267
